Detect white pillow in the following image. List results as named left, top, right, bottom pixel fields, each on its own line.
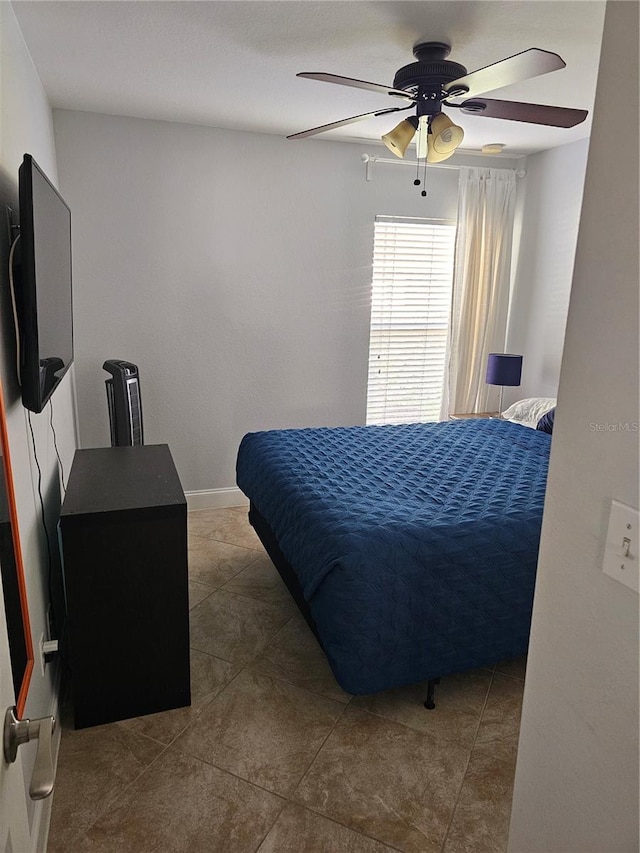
left=502, top=397, right=556, bottom=428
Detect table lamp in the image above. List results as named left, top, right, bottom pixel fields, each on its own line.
left=486, top=353, right=523, bottom=414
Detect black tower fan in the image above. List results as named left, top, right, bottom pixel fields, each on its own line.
left=103, top=360, right=143, bottom=447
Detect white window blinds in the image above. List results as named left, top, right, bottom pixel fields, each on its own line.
left=366, top=215, right=457, bottom=425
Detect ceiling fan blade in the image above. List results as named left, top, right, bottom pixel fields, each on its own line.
left=297, top=72, right=413, bottom=100
left=287, top=106, right=414, bottom=140
left=444, top=48, right=566, bottom=99
left=460, top=98, right=588, bottom=128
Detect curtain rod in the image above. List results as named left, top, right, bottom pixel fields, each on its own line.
left=361, top=153, right=526, bottom=182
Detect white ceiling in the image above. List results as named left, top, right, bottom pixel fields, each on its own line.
left=12, top=0, right=606, bottom=157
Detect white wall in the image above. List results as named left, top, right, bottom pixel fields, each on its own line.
left=505, top=138, right=589, bottom=405
left=508, top=2, right=639, bottom=851
left=53, top=110, right=519, bottom=493
left=0, top=0, right=77, bottom=841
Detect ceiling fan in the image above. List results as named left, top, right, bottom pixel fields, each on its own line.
left=287, top=42, right=588, bottom=162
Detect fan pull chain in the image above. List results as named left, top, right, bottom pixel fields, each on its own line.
left=421, top=155, right=429, bottom=198
left=413, top=155, right=421, bottom=188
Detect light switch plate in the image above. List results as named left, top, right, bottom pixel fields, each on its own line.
left=602, top=500, right=639, bottom=593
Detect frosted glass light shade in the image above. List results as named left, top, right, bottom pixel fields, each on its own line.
left=430, top=113, right=465, bottom=153
left=382, top=116, right=419, bottom=158
left=426, top=133, right=457, bottom=163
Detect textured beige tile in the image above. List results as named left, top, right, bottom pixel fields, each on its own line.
left=443, top=744, right=517, bottom=853
left=72, top=748, right=284, bottom=853
left=189, top=588, right=293, bottom=665
left=257, top=803, right=396, bottom=852
left=222, top=551, right=295, bottom=609
left=249, top=611, right=350, bottom=703
left=494, top=655, right=527, bottom=681
left=475, top=674, right=524, bottom=746
left=121, top=650, right=239, bottom=745
left=352, top=668, right=492, bottom=747
left=188, top=533, right=257, bottom=588
left=46, top=722, right=164, bottom=853
left=188, top=506, right=261, bottom=550
left=175, top=669, right=344, bottom=796
left=295, top=707, right=469, bottom=853
left=188, top=580, right=213, bottom=610
left=472, top=734, right=519, bottom=769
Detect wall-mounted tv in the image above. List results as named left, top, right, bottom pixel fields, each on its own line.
left=16, top=154, right=73, bottom=414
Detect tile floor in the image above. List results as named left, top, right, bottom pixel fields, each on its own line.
left=47, top=506, right=526, bottom=853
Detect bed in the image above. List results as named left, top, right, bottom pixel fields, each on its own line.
left=236, top=418, right=551, bottom=699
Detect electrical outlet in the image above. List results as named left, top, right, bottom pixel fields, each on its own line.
left=602, top=500, right=639, bottom=593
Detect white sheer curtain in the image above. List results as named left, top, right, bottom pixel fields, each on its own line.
left=441, top=166, right=517, bottom=417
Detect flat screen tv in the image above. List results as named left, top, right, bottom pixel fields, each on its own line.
left=16, top=153, right=73, bottom=414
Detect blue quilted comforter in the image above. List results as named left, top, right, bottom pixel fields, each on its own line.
left=237, top=419, right=550, bottom=694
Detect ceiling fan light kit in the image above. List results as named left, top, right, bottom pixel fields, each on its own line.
left=382, top=111, right=464, bottom=162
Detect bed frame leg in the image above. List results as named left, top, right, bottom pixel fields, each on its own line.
left=424, top=677, right=441, bottom=710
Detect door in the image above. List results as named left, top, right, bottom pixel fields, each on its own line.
left=0, top=373, right=41, bottom=853
left=1, top=585, right=32, bottom=853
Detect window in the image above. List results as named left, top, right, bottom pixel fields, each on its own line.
left=366, top=215, right=457, bottom=425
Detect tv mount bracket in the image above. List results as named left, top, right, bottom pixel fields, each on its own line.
left=5, top=205, right=20, bottom=246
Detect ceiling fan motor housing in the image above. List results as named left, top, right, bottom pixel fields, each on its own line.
left=393, top=42, right=467, bottom=110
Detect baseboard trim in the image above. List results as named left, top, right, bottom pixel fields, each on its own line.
left=185, top=487, right=248, bottom=511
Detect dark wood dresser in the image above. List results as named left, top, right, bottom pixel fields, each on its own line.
left=59, top=444, right=190, bottom=728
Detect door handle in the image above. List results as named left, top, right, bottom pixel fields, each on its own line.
left=3, top=706, right=56, bottom=799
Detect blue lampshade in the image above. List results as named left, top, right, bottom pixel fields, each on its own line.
left=486, top=353, right=523, bottom=387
